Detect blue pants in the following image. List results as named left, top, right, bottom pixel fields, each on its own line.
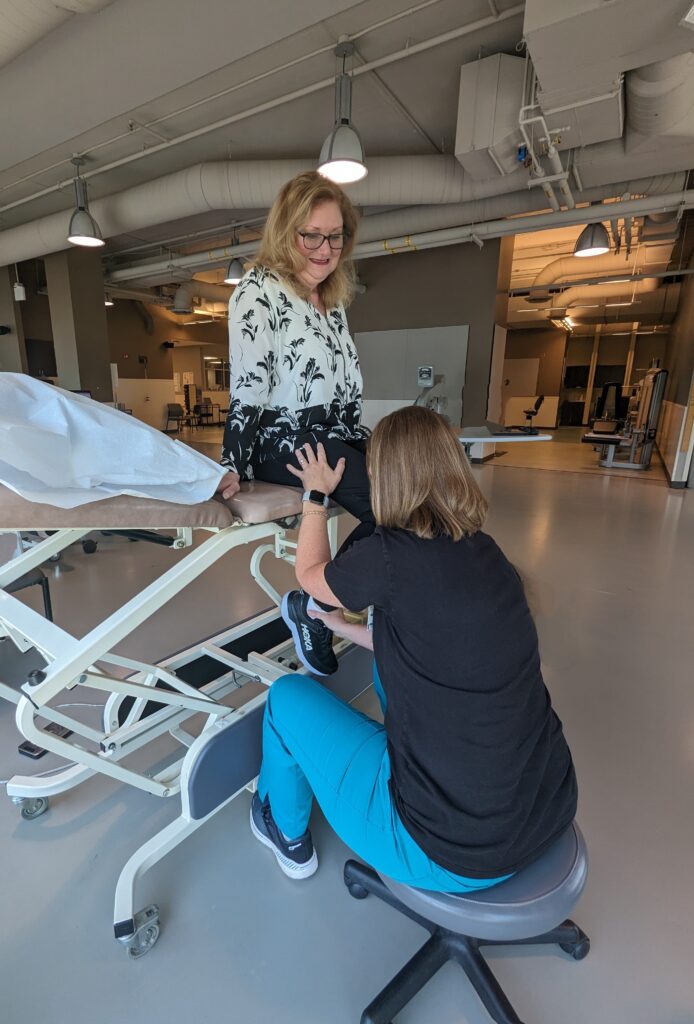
left=257, top=667, right=511, bottom=893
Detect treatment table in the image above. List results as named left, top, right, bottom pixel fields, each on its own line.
left=0, top=481, right=371, bottom=958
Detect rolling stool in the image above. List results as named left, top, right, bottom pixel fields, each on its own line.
left=344, top=823, right=589, bottom=1024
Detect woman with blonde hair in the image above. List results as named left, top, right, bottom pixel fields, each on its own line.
left=250, top=406, right=578, bottom=889
left=217, top=170, right=371, bottom=675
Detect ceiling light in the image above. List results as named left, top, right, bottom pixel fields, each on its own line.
left=67, top=157, right=105, bottom=248
left=318, top=42, right=367, bottom=184
left=224, top=258, right=245, bottom=285
left=573, top=222, right=610, bottom=258
left=104, top=297, right=114, bottom=307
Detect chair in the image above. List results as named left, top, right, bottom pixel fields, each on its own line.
left=344, top=823, right=589, bottom=1024
left=523, top=395, right=545, bottom=427
left=193, top=402, right=213, bottom=427
left=164, top=403, right=185, bottom=432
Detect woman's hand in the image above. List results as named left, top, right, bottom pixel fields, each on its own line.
left=307, top=607, right=345, bottom=631
left=216, top=471, right=240, bottom=500
left=286, top=441, right=345, bottom=495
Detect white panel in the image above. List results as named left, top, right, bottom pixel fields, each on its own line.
left=360, top=399, right=412, bottom=431
left=116, top=378, right=175, bottom=430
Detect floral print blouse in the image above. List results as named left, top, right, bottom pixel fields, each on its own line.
left=221, top=265, right=368, bottom=479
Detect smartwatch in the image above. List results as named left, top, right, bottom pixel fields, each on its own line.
left=302, top=489, right=330, bottom=508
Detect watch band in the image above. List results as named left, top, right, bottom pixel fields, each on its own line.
left=302, top=489, right=329, bottom=508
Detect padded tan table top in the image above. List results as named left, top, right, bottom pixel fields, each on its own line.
left=0, top=481, right=305, bottom=529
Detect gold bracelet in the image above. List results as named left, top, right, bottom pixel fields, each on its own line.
left=301, top=510, right=328, bottom=518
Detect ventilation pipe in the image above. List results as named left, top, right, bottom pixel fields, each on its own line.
left=527, top=252, right=656, bottom=301
left=172, top=280, right=232, bottom=314
left=549, top=276, right=660, bottom=315
left=627, top=55, right=694, bottom=135
left=105, top=171, right=686, bottom=286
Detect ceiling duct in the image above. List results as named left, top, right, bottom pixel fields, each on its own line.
left=549, top=277, right=660, bottom=317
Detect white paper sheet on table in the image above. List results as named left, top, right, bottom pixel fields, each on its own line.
left=0, top=374, right=226, bottom=508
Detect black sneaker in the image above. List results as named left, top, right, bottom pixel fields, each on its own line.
left=280, top=590, right=338, bottom=677
left=249, top=792, right=318, bottom=880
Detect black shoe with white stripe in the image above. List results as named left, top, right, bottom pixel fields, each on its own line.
left=250, top=792, right=318, bottom=880
left=280, top=589, right=338, bottom=677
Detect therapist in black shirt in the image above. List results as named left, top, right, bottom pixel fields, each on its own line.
left=249, top=406, right=577, bottom=888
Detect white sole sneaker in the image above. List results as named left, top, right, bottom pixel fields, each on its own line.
left=280, top=591, right=333, bottom=677
left=249, top=802, right=318, bottom=880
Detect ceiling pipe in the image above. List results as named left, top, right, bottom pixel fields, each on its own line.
left=550, top=277, right=660, bottom=316
left=627, top=55, right=694, bottom=136
left=527, top=252, right=655, bottom=300
left=104, top=171, right=687, bottom=286
left=0, top=156, right=544, bottom=266
left=348, top=191, right=694, bottom=260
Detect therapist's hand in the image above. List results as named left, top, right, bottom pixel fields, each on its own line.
left=216, top=471, right=240, bottom=500
left=286, top=442, right=345, bottom=495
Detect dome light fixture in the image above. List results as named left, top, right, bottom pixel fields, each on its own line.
left=318, top=42, right=367, bottom=184
left=67, top=157, right=105, bottom=248
left=574, top=222, right=610, bottom=258
left=224, top=258, right=245, bottom=285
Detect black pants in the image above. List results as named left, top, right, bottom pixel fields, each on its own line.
left=252, top=435, right=374, bottom=556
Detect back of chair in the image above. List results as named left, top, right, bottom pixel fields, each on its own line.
left=167, top=403, right=184, bottom=417
left=534, top=395, right=545, bottom=413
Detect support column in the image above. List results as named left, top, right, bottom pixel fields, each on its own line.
left=0, top=266, right=28, bottom=373
left=44, top=248, right=112, bottom=400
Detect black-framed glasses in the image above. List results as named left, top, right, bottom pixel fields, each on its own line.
left=297, top=230, right=348, bottom=251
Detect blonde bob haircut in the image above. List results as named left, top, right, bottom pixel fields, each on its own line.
left=367, top=406, right=488, bottom=542
left=253, top=171, right=359, bottom=310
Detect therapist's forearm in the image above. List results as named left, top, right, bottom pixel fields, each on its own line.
left=295, top=504, right=332, bottom=584
left=332, top=617, right=374, bottom=651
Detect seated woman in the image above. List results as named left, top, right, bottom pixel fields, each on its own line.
left=216, top=171, right=372, bottom=677
left=249, top=407, right=578, bottom=889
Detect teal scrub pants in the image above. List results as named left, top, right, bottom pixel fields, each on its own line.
left=257, top=666, right=511, bottom=893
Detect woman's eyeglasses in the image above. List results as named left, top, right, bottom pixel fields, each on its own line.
left=297, top=230, right=347, bottom=251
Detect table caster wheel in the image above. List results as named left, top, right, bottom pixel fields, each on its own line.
left=118, top=905, right=160, bottom=960
left=14, top=796, right=50, bottom=820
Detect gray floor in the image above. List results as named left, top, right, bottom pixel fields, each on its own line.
left=1, top=463, right=693, bottom=1024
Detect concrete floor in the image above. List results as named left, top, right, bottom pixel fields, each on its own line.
left=1, top=461, right=693, bottom=1024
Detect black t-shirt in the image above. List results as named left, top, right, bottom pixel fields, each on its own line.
left=324, top=527, right=577, bottom=879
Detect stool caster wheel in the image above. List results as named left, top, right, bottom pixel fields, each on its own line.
left=117, top=905, right=160, bottom=960
left=348, top=882, right=369, bottom=900
left=82, top=539, right=97, bottom=554
left=560, top=937, right=590, bottom=960
left=14, top=796, right=50, bottom=820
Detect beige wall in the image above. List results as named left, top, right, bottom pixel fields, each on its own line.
left=349, top=242, right=502, bottom=424
left=504, top=328, right=567, bottom=394
left=106, top=301, right=228, bottom=380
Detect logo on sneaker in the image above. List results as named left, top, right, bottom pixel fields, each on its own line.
left=288, top=843, right=301, bottom=851
left=301, top=623, right=313, bottom=651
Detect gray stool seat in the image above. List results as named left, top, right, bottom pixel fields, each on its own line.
left=344, top=823, right=590, bottom=1024
left=382, top=822, right=588, bottom=941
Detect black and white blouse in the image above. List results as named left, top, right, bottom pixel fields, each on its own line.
left=221, top=265, right=368, bottom=479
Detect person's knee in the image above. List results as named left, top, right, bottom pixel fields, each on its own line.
left=265, top=673, right=318, bottom=725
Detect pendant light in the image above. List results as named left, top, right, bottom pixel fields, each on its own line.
left=67, top=157, right=105, bottom=248
left=574, top=222, right=610, bottom=258
left=224, top=258, right=245, bottom=285
left=318, top=42, right=367, bottom=184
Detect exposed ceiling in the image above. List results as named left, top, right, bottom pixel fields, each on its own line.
left=1, top=0, right=694, bottom=338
